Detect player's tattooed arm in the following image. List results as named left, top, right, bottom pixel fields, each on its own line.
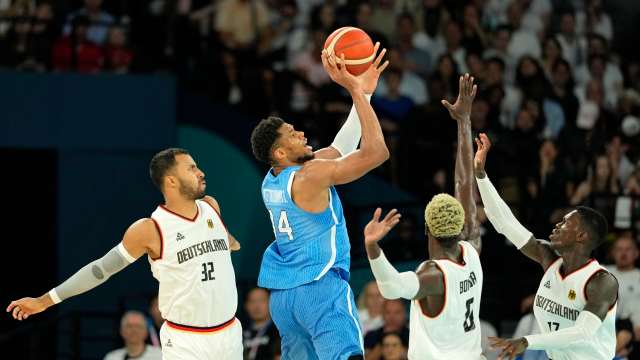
left=444, top=73, right=481, bottom=254
left=203, top=195, right=240, bottom=251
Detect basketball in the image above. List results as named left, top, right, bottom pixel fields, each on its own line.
left=323, top=27, right=375, bottom=76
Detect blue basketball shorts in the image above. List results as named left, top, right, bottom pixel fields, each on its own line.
left=269, top=269, right=364, bottom=360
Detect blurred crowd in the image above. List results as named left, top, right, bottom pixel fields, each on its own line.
left=2, top=0, right=640, bottom=359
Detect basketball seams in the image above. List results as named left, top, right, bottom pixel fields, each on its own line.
left=325, top=27, right=374, bottom=67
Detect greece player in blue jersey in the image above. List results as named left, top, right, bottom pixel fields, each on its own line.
left=249, top=44, right=389, bottom=360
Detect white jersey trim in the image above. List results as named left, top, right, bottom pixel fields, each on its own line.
left=347, top=286, right=364, bottom=352
left=314, top=190, right=338, bottom=280
left=287, top=170, right=296, bottom=198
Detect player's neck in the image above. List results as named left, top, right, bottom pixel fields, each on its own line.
left=272, top=161, right=297, bottom=175
left=428, top=238, right=460, bottom=262
left=163, top=197, right=198, bottom=219
left=560, top=250, right=592, bottom=275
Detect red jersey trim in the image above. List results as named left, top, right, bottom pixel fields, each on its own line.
left=159, top=203, right=200, bottom=222
left=417, top=262, right=447, bottom=319
left=149, top=218, right=164, bottom=261
left=558, top=259, right=596, bottom=281
left=166, top=317, right=236, bottom=333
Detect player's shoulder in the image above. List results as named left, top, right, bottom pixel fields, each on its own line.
left=103, top=348, right=125, bottom=360
left=585, top=268, right=619, bottom=300
left=415, top=260, right=444, bottom=276
left=201, top=195, right=221, bottom=213
left=125, top=218, right=161, bottom=240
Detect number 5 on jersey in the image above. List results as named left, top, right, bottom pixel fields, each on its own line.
left=268, top=209, right=293, bottom=240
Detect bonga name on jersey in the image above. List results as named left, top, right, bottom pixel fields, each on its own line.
left=459, top=271, right=478, bottom=294
left=535, top=294, right=580, bottom=321
left=177, top=239, right=228, bottom=264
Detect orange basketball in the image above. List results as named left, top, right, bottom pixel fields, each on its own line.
left=323, top=27, right=375, bottom=76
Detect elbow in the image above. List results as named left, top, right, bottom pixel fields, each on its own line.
left=376, top=145, right=390, bottom=163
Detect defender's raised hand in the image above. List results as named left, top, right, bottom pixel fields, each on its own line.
left=364, top=208, right=401, bottom=245
left=442, top=73, right=478, bottom=122
left=474, top=133, right=491, bottom=178
left=489, top=337, right=528, bottom=360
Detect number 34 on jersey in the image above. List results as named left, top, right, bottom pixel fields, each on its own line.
left=268, top=209, right=293, bottom=240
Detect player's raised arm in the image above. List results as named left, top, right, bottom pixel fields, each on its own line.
left=6, top=219, right=154, bottom=321
left=314, top=43, right=385, bottom=160
left=364, top=208, right=446, bottom=300
left=300, top=47, right=389, bottom=188
left=474, top=134, right=558, bottom=269
left=489, top=271, right=618, bottom=359
left=443, top=73, right=481, bottom=253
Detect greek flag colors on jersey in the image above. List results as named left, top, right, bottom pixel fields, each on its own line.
left=533, top=258, right=616, bottom=360
left=258, top=166, right=350, bottom=289
left=409, top=241, right=484, bottom=359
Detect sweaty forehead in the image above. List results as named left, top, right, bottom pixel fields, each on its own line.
left=175, top=154, right=195, bottom=166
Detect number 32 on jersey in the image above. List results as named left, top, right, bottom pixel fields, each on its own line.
left=268, top=209, right=293, bottom=240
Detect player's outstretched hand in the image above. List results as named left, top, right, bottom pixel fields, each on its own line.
left=358, top=42, right=389, bottom=95
left=474, top=133, right=491, bottom=177
left=489, top=336, right=528, bottom=360
left=7, top=296, right=50, bottom=321
left=364, top=208, right=401, bottom=245
left=321, top=49, right=361, bottom=94
left=441, top=73, right=477, bottom=122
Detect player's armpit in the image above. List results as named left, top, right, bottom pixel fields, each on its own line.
left=518, top=238, right=559, bottom=270
left=583, top=270, right=618, bottom=320
left=122, top=218, right=159, bottom=259
left=229, top=234, right=241, bottom=251
left=413, top=262, right=446, bottom=299
left=313, top=146, right=342, bottom=160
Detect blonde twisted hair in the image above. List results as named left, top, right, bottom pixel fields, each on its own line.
left=425, top=193, right=465, bottom=238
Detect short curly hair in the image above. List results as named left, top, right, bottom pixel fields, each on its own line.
left=425, top=193, right=465, bottom=242
left=251, top=116, right=285, bottom=164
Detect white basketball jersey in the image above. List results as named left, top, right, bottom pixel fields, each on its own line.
left=149, top=200, right=237, bottom=327
left=409, top=241, right=484, bottom=360
left=533, top=258, right=617, bottom=360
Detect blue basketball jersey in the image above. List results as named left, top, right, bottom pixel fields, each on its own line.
left=258, top=166, right=351, bottom=290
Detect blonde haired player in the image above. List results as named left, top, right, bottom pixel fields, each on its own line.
left=364, top=74, right=486, bottom=359
left=7, top=149, right=243, bottom=359
left=475, top=133, right=618, bottom=360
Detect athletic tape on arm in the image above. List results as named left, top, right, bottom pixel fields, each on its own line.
left=369, top=250, right=419, bottom=300
left=49, top=243, right=136, bottom=304
left=525, top=311, right=602, bottom=350
left=476, top=176, right=532, bottom=249
left=331, top=94, right=372, bottom=156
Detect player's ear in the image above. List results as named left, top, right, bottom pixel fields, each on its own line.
left=273, top=146, right=286, bottom=162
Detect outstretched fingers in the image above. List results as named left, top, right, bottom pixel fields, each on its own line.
left=372, top=208, right=382, bottom=222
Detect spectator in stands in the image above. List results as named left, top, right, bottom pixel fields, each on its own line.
left=442, top=21, right=467, bottom=74
left=0, top=12, right=32, bottom=68
left=541, top=36, right=562, bottom=78
left=550, top=59, right=579, bottom=128
left=364, top=299, right=409, bottom=360
left=357, top=281, right=385, bottom=336
left=392, top=12, right=431, bottom=77
left=290, top=28, right=330, bottom=112
left=215, top=0, right=269, bottom=51
left=505, top=1, right=541, bottom=60
left=354, top=2, right=388, bottom=49
left=103, top=24, right=133, bottom=74
left=461, top=4, right=487, bottom=54
left=243, top=287, right=280, bottom=360
left=380, top=332, right=408, bottom=360
left=63, top=0, right=114, bottom=45
left=376, top=49, right=427, bottom=106
left=52, top=15, right=103, bottom=73
left=27, top=2, right=56, bottom=71
left=103, top=311, right=162, bottom=360
left=605, top=235, right=640, bottom=330
left=555, top=10, right=584, bottom=69
left=433, top=53, right=459, bottom=103
left=576, top=0, right=613, bottom=41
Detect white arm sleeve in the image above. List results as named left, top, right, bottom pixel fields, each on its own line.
left=330, top=94, right=372, bottom=156
left=476, top=175, right=533, bottom=249
left=525, top=311, right=602, bottom=350
left=49, top=243, right=136, bottom=304
left=369, top=250, right=420, bottom=300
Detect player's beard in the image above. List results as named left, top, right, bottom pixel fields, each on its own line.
left=178, top=179, right=205, bottom=200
